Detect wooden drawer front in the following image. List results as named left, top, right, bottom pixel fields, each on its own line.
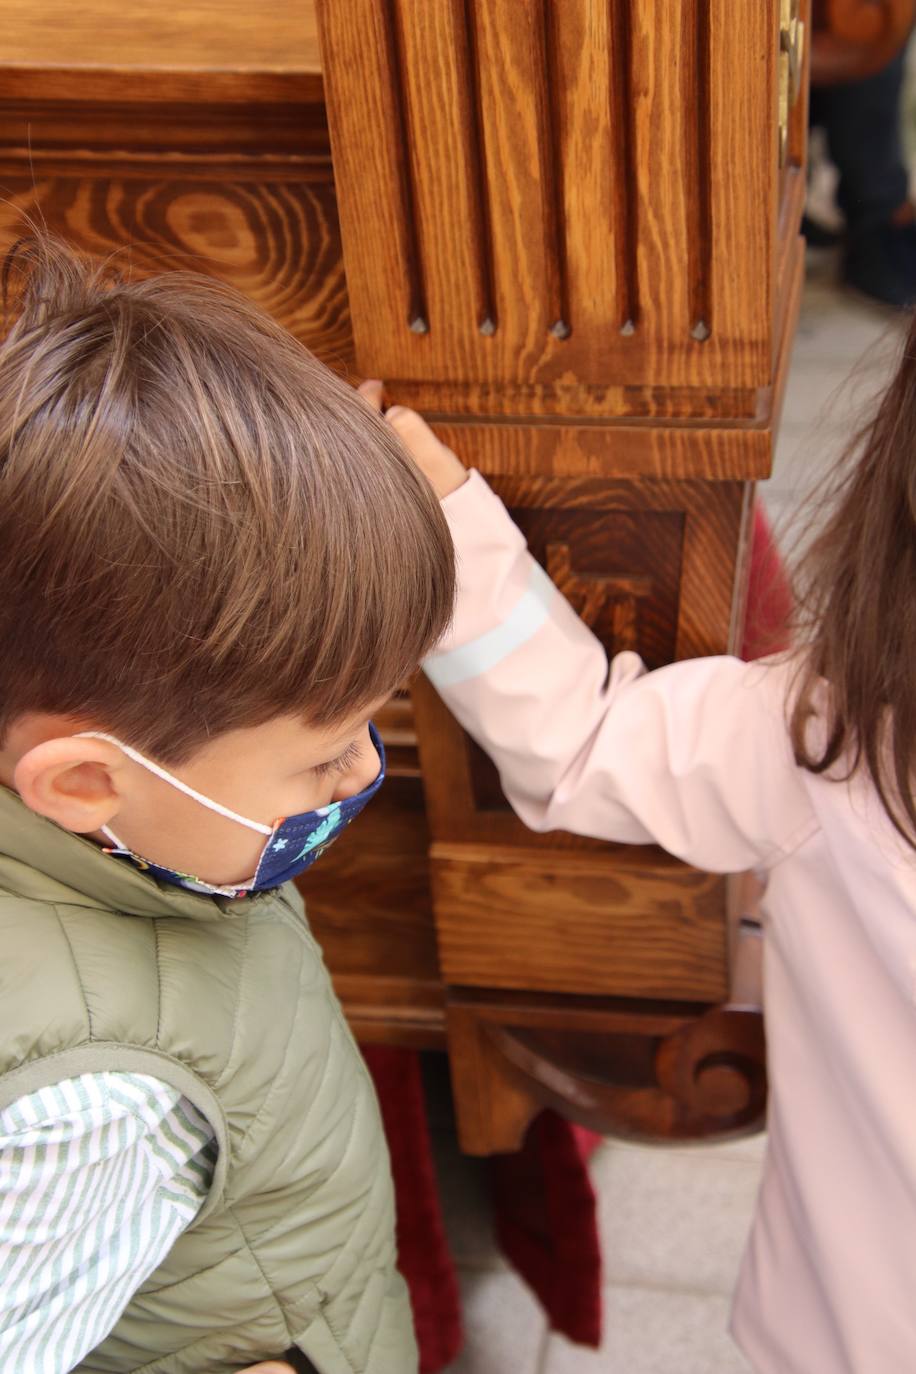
left=431, top=844, right=728, bottom=1002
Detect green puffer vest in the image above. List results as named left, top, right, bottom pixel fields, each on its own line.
left=0, top=784, right=418, bottom=1374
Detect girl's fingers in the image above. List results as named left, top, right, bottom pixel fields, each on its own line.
left=357, top=378, right=384, bottom=411
left=384, top=405, right=431, bottom=441
left=234, top=1363, right=297, bottom=1372
left=356, top=380, right=468, bottom=494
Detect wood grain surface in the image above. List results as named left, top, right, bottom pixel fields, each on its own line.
left=0, top=175, right=353, bottom=371
left=300, top=777, right=441, bottom=989
left=319, top=0, right=786, bottom=400
left=1, top=0, right=321, bottom=75
left=0, top=0, right=345, bottom=364
left=432, top=844, right=728, bottom=1002
left=447, top=993, right=764, bottom=1152
left=0, top=1, right=323, bottom=105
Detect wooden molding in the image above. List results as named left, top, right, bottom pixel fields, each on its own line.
left=449, top=994, right=767, bottom=1153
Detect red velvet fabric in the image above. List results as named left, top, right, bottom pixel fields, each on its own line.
left=741, top=502, right=794, bottom=661
left=489, top=1115, right=603, bottom=1346
left=362, top=1046, right=463, bottom=1373
left=364, top=503, right=792, bottom=1370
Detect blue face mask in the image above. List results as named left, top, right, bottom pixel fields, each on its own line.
left=76, top=724, right=386, bottom=899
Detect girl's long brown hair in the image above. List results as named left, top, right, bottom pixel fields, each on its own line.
left=790, top=313, right=916, bottom=850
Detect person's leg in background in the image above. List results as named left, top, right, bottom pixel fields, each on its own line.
left=809, top=49, right=916, bottom=306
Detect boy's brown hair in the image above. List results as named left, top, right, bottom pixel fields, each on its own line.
left=790, top=313, right=916, bottom=850
left=0, top=237, right=455, bottom=762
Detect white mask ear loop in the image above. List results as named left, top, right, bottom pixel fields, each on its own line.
left=99, top=823, right=129, bottom=852
left=75, top=731, right=273, bottom=837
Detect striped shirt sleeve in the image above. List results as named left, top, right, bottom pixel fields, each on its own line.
left=0, top=1071, right=216, bottom=1374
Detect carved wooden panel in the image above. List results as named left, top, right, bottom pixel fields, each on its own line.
left=518, top=506, right=684, bottom=667
left=413, top=476, right=751, bottom=848
left=464, top=494, right=687, bottom=818
left=318, top=0, right=782, bottom=408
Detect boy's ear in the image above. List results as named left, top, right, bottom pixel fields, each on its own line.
left=13, top=735, right=126, bottom=834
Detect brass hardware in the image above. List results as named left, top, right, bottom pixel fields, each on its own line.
left=778, top=0, right=806, bottom=167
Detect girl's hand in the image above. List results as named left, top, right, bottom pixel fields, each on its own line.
left=358, top=380, right=469, bottom=500
left=234, top=1363, right=296, bottom=1372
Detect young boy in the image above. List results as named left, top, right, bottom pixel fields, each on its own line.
left=0, top=241, right=454, bottom=1374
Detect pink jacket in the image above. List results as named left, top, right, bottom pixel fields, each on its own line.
left=425, top=471, right=916, bottom=1374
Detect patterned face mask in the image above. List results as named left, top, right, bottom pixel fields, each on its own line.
left=76, top=724, right=386, bottom=898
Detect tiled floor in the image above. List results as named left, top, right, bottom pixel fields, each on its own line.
left=434, top=255, right=905, bottom=1373
left=431, top=1056, right=763, bottom=1374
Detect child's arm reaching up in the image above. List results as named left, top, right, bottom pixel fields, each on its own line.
left=361, top=385, right=817, bottom=875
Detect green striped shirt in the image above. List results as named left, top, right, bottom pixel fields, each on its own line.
left=0, top=1072, right=215, bottom=1373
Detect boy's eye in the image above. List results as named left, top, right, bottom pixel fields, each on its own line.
left=313, top=741, right=362, bottom=779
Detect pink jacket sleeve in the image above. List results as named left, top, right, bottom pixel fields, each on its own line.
left=423, top=472, right=816, bottom=873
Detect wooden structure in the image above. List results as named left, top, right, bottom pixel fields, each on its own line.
left=0, top=0, right=809, bottom=1153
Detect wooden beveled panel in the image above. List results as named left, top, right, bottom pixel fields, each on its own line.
left=318, top=0, right=778, bottom=402
left=430, top=414, right=773, bottom=479
left=464, top=498, right=685, bottom=817
left=0, top=175, right=354, bottom=371
left=432, top=844, right=728, bottom=1001
left=0, top=97, right=331, bottom=161
left=514, top=505, right=684, bottom=668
